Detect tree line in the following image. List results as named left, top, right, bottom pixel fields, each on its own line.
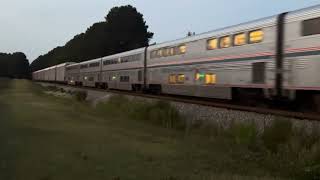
left=30, top=5, right=154, bottom=72
left=0, top=52, right=29, bottom=78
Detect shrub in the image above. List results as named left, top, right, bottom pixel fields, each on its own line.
left=227, top=122, right=258, bottom=148
left=74, top=90, right=87, bottom=101
left=96, top=95, right=185, bottom=130
left=262, top=118, right=293, bottom=153
left=301, top=164, right=320, bottom=180
left=46, top=85, right=59, bottom=92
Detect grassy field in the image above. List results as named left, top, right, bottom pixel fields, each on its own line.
left=0, top=79, right=319, bottom=180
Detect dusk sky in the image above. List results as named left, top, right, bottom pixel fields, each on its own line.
left=1, top=0, right=320, bottom=62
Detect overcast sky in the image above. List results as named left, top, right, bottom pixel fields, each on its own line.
left=0, top=0, right=320, bottom=62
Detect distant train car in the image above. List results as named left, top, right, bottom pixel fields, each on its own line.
left=78, top=58, right=102, bottom=87
left=32, top=69, right=45, bottom=81
left=100, top=48, right=145, bottom=91
left=33, top=62, right=74, bottom=83
left=56, top=62, right=74, bottom=83
left=65, top=63, right=80, bottom=85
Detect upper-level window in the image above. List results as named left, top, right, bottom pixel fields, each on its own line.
left=89, top=62, right=100, bottom=67
left=302, top=17, right=320, bottom=36
left=163, top=48, right=169, bottom=57
left=207, top=38, right=218, bottom=50
left=234, top=33, right=246, bottom=46
left=66, top=66, right=77, bottom=71
left=157, top=49, right=163, bottom=57
left=178, top=45, right=187, bottom=54
left=169, top=47, right=175, bottom=56
left=219, top=36, right=231, bottom=48
left=151, top=45, right=186, bottom=59
left=249, top=30, right=263, bottom=44
left=80, top=64, right=88, bottom=69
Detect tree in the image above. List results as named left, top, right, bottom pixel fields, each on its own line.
left=105, top=5, right=154, bottom=54
left=0, top=52, right=29, bottom=78
left=30, top=5, right=154, bottom=72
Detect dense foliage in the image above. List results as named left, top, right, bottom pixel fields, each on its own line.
left=30, top=5, right=153, bottom=72
left=0, top=52, right=29, bottom=78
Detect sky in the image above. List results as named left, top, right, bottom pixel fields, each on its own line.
left=0, top=0, right=320, bottom=62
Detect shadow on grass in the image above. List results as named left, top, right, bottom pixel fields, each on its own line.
left=0, top=79, right=18, bottom=180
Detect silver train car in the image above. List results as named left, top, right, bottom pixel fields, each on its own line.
left=33, top=5, right=320, bottom=109
left=33, top=62, right=74, bottom=83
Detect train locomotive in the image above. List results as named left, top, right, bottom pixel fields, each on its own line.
left=33, top=5, right=320, bottom=111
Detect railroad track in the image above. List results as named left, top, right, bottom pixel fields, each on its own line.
left=40, top=82, right=320, bottom=121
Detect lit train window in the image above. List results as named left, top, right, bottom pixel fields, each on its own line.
left=207, top=38, right=218, bottom=50
left=177, top=74, right=185, bottom=83
left=234, top=33, right=246, bottom=46
left=169, top=75, right=176, bottom=84
left=303, top=17, right=320, bottom=36
left=178, top=45, right=187, bottom=54
left=219, top=36, right=231, bottom=48
left=163, top=48, right=169, bottom=57
left=157, top=49, right=163, bottom=57
left=205, top=74, right=216, bottom=84
left=169, top=47, right=175, bottom=56
left=249, top=30, right=263, bottom=43
left=195, top=73, right=205, bottom=81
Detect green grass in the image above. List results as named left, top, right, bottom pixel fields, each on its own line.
left=0, top=79, right=318, bottom=180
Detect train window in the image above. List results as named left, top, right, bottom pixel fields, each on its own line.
left=80, top=64, right=88, bottom=69
left=89, top=62, right=100, bottom=67
left=195, top=73, right=205, bottom=81
left=169, top=47, right=175, bottom=56
left=205, top=74, right=216, bottom=84
left=219, top=36, right=231, bottom=48
left=120, top=76, right=130, bottom=82
left=169, top=75, right=177, bottom=84
left=234, top=33, right=246, bottom=46
left=151, top=51, right=157, bottom=59
left=88, top=77, right=94, bottom=82
left=302, top=17, right=320, bottom=36
left=207, top=38, right=218, bottom=50
left=157, top=49, right=163, bottom=57
left=178, top=45, right=187, bottom=54
left=177, top=74, right=185, bottom=84
left=163, top=48, right=169, bottom=57
left=249, top=30, right=264, bottom=44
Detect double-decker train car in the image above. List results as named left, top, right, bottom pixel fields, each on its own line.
left=100, top=48, right=145, bottom=91
left=78, top=58, right=102, bottom=87
left=32, top=4, right=320, bottom=109
left=65, top=63, right=80, bottom=85
left=33, top=62, right=75, bottom=83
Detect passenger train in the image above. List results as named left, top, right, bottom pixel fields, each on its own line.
left=33, top=5, right=320, bottom=110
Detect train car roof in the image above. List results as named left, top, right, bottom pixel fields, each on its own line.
left=286, top=4, right=320, bottom=21
left=148, top=4, right=320, bottom=50
left=101, top=48, right=145, bottom=61
left=56, top=62, right=75, bottom=67
left=79, top=57, right=102, bottom=65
